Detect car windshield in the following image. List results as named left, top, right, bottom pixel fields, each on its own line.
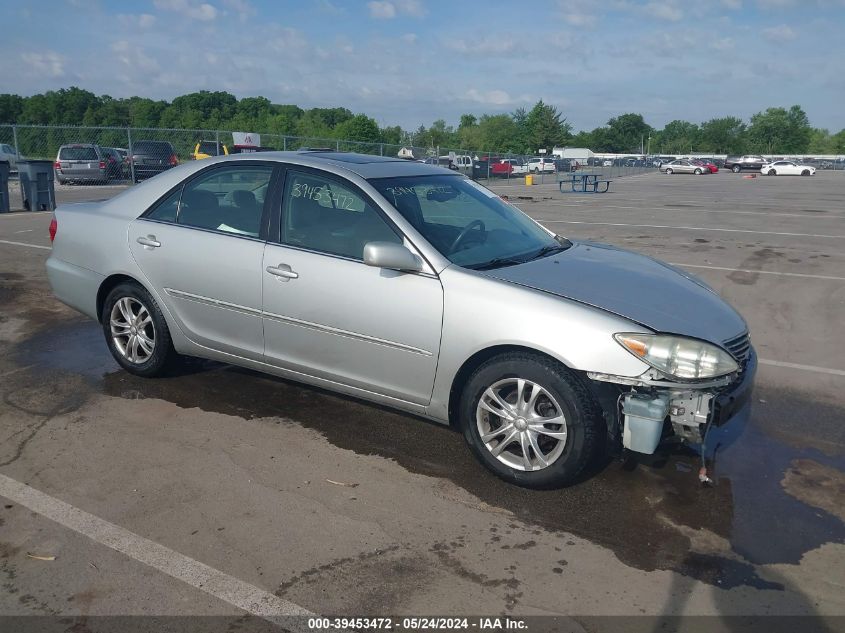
left=370, top=175, right=568, bottom=269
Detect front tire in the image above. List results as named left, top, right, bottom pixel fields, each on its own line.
left=694, top=168, right=702, bottom=175
left=732, top=165, right=741, bottom=173
left=768, top=169, right=776, bottom=176
left=459, top=353, right=602, bottom=489
left=665, top=168, right=673, bottom=175
left=801, top=170, right=811, bottom=176
left=102, top=281, right=179, bottom=377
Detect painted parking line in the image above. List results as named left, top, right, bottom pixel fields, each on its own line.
left=758, top=359, right=845, bottom=377
left=669, top=262, right=845, bottom=282
left=533, top=203, right=845, bottom=220
left=0, top=239, right=51, bottom=250
left=0, top=473, right=317, bottom=626
left=541, top=220, right=845, bottom=239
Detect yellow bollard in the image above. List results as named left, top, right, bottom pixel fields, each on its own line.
left=525, top=174, right=533, bottom=186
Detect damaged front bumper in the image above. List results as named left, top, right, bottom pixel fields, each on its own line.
left=588, top=348, right=757, bottom=454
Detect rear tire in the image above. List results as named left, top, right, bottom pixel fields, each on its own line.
left=459, top=352, right=602, bottom=489
left=102, top=281, right=179, bottom=378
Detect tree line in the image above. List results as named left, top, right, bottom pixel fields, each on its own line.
left=1, top=87, right=843, bottom=156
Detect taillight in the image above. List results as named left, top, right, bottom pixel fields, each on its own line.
left=54, top=161, right=61, bottom=171
left=49, top=217, right=57, bottom=242
left=169, top=154, right=178, bottom=166
left=99, top=160, right=106, bottom=169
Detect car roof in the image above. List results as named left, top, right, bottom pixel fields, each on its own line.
left=195, top=151, right=457, bottom=179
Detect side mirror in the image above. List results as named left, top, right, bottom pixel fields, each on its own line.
left=363, top=242, right=423, bottom=272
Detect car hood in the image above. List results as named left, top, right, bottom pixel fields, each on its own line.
left=479, top=241, right=747, bottom=345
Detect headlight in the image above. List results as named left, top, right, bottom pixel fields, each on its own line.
left=614, top=333, right=739, bottom=380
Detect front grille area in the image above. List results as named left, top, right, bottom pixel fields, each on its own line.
left=723, top=332, right=752, bottom=363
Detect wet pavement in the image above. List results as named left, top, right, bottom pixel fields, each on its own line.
left=1, top=172, right=844, bottom=622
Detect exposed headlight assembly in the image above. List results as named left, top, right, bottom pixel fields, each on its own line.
left=614, top=333, right=739, bottom=380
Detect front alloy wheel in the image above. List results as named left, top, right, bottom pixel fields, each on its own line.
left=477, top=378, right=567, bottom=472
left=460, top=352, right=602, bottom=488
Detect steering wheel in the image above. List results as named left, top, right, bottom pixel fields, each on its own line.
left=449, top=219, right=486, bottom=254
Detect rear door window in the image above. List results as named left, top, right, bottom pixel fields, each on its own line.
left=177, top=165, right=274, bottom=238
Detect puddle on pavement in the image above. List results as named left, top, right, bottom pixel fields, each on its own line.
left=12, top=320, right=845, bottom=589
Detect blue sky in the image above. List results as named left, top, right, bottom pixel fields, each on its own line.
left=1, top=0, right=843, bottom=132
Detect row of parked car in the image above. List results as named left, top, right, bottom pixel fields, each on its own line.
left=52, top=140, right=277, bottom=185
left=53, top=142, right=179, bottom=184
left=659, top=155, right=820, bottom=176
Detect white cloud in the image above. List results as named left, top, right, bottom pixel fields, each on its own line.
left=447, top=36, right=515, bottom=56
left=366, top=0, right=425, bottom=19
left=118, top=13, right=157, bottom=29
left=762, top=24, right=796, bottom=41
left=557, top=0, right=598, bottom=26
left=400, top=33, right=418, bottom=44
left=644, top=0, right=683, bottom=21
left=153, top=0, right=218, bottom=21
left=111, top=40, right=160, bottom=74
left=367, top=1, right=396, bottom=19
left=394, top=0, right=426, bottom=17
left=221, top=0, right=254, bottom=22
left=465, top=88, right=517, bottom=106
left=721, top=0, right=742, bottom=8
left=20, top=51, right=65, bottom=77
left=711, top=37, right=735, bottom=51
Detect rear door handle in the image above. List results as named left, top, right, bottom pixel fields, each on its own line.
left=137, top=235, right=161, bottom=248
left=266, top=263, right=299, bottom=281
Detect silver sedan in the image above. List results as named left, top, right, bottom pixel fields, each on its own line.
left=46, top=152, right=755, bottom=488
left=660, top=159, right=707, bottom=175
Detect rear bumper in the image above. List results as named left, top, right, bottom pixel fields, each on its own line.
left=46, top=256, right=104, bottom=321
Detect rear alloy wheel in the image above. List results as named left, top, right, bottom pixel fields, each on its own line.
left=102, top=281, right=179, bottom=377
left=732, top=165, right=742, bottom=173
left=460, top=353, right=602, bottom=488
left=694, top=168, right=702, bottom=175
left=665, top=168, right=673, bottom=175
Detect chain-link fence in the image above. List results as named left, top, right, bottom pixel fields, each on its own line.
left=2, top=124, right=844, bottom=188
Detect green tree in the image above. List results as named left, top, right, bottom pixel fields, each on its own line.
left=0, top=94, right=24, bottom=123
left=333, top=114, right=381, bottom=142
left=603, top=113, right=652, bottom=153
left=656, top=120, right=699, bottom=154
left=524, top=100, right=571, bottom=153
left=747, top=105, right=811, bottom=154
left=807, top=128, right=834, bottom=154
left=477, top=114, right=520, bottom=152
left=698, top=116, right=746, bottom=154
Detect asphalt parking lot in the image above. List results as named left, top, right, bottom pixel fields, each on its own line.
left=1, top=171, right=843, bottom=629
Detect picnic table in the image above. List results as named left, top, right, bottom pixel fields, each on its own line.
left=559, top=172, right=612, bottom=193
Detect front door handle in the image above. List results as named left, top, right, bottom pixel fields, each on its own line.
left=137, top=235, right=161, bottom=248
left=266, top=263, right=299, bottom=281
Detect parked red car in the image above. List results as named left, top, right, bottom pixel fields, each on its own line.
left=692, top=159, right=718, bottom=174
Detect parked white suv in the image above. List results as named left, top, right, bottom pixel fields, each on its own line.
left=527, top=157, right=556, bottom=174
